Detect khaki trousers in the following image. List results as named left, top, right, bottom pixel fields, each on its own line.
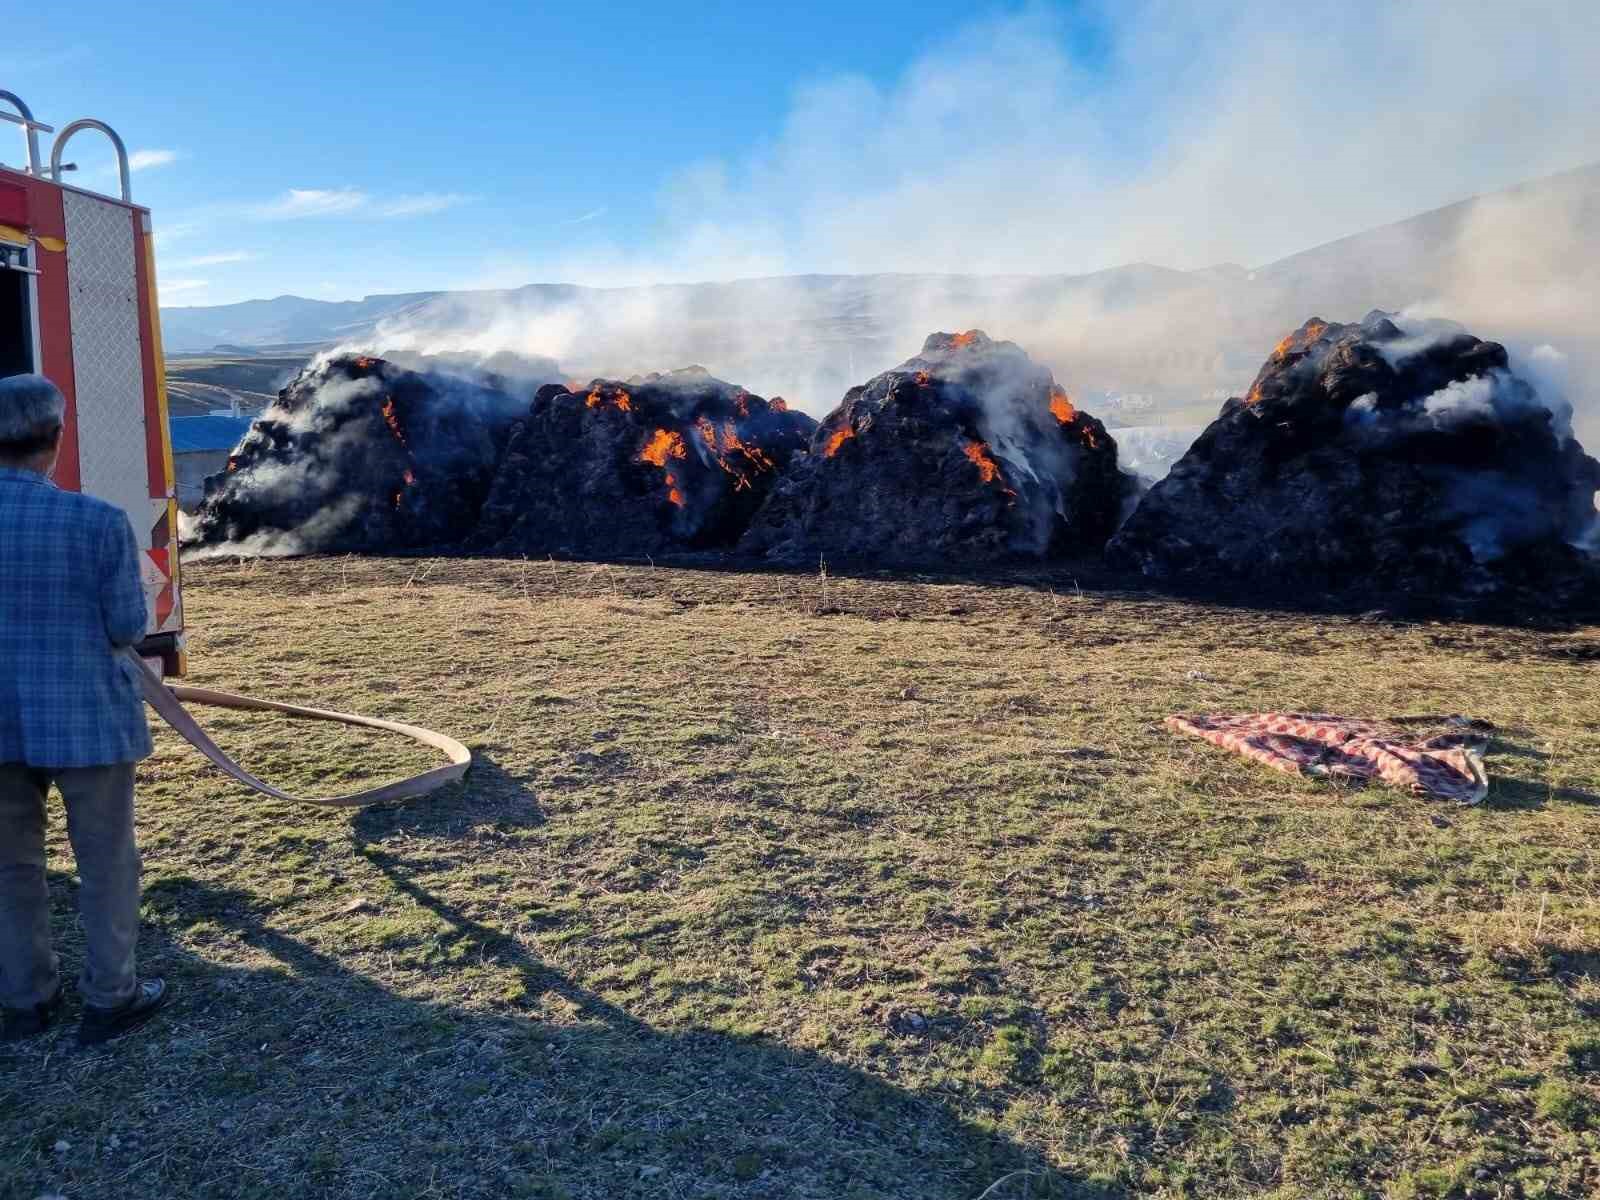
left=0, top=763, right=140, bottom=1010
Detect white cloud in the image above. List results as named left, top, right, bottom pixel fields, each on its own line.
left=167, top=251, right=256, bottom=269
left=561, top=206, right=608, bottom=226
left=251, top=188, right=464, bottom=220
left=128, top=149, right=180, bottom=172
left=159, top=278, right=209, bottom=296
left=256, top=188, right=369, bottom=219
left=376, top=193, right=469, bottom=218
left=87, top=148, right=180, bottom=182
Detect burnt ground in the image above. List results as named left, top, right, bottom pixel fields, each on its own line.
left=2, top=556, right=1597, bottom=1200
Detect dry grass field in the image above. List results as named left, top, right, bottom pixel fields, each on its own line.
left=2, top=557, right=1598, bottom=1200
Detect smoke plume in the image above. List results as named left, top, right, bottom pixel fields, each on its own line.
left=343, top=2, right=1596, bottom=450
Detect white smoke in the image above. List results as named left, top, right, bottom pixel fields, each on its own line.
left=1380, top=314, right=1583, bottom=438
left=343, top=1, right=1596, bottom=440
left=1512, top=344, right=1579, bottom=437
left=1108, top=425, right=1206, bottom=483
left=276, top=373, right=380, bottom=435
left=182, top=495, right=365, bottom=561
left=1421, top=375, right=1500, bottom=425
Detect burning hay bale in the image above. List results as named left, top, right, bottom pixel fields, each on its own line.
left=1107, top=312, right=1600, bottom=611
left=470, top=368, right=817, bottom=557
left=739, top=331, right=1134, bottom=564
left=187, top=354, right=540, bottom=555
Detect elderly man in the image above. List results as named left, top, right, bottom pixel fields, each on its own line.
left=0, top=374, right=168, bottom=1045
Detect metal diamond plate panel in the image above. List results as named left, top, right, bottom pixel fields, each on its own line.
left=63, top=189, right=152, bottom=534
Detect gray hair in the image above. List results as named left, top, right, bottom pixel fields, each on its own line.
left=0, top=374, right=67, bottom=449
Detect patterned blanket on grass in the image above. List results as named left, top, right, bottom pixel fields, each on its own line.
left=1165, top=712, right=1492, bottom=804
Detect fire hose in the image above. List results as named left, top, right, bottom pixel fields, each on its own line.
left=125, top=648, right=472, bottom=807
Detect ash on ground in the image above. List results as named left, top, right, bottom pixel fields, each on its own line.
left=470, top=368, right=816, bottom=557
left=740, top=331, right=1135, bottom=565
left=1107, top=312, right=1600, bottom=612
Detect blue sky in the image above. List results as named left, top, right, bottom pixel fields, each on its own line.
left=18, top=1, right=1087, bottom=304
left=13, top=1, right=1597, bottom=308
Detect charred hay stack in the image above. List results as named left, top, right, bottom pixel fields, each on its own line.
left=188, top=354, right=536, bottom=555
left=1106, top=312, right=1600, bottom=611
left=740, top=331, right=1133, bottom=564
left=470, top=368, right=816, bottom=557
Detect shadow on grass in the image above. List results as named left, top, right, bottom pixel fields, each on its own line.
left=1472, top=730, right=1600, bottom=811
left=354, top=749, right=547, bottom=839
left=3, top=852, right=1115, bottom=1200
left=1485, top=776, right=1600, bottom=811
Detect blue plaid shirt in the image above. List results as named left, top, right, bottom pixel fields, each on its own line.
left=0, top=467, right=153, bottom=767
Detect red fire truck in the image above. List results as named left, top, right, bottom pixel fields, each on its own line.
left=1, top=90, right=183, bottom=675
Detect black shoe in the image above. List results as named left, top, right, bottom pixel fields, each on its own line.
left=77, top=979, right=169, bottom=1046
left=0, top=984, right=65, bottom=1043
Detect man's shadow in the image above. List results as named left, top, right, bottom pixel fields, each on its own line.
left=5, top=763, right=1114, bottom=1200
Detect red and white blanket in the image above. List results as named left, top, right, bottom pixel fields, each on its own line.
left=1165, top=712, right=1490, bottom=804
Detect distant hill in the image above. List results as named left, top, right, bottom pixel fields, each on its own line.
left=159, top=163, right=1600, bottom=436
left=1252, top=162, right=1599, bottom=310
left=164, top=355, right=310, bottom=417
left=160, top=292, right=441, bottom=353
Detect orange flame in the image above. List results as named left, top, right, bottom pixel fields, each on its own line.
left=586, top=386, right=632, bottom=412
left=1271, top=319, right=1331, bottom=363
left=950, top=331, right=978, bottom=348
left=355, top=356, right=377, bottom=370
left=770, top=397, right=788, bottom=412
left=963, top=440, right=1016, bottom=501
left=380, top=397, right=409, bottom=448
left=639, top=427, right=687, bottom=467
left=1048, top=385, right=1077, bottom=425
left=693, top=417, right=774, bottom=489
left=739, top=442, right=774, bottom=473
left=638, top=429, right=689, bottom=506
left=1080, top=426, right=1100, bottom=450
left=914, top=370, right=932, bottom=386
left=963, top=439, right=1002, bottom=483
left=392, top=466, right=417, bottom=510
left=733, top=390, right=750, bottom=418
left=822, top=424, right=856, bottom=457
left=721, top=424, right=774, bottom=473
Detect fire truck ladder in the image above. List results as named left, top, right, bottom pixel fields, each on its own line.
left=0, top=90, right=50, bottom=179
left=1, top=90, right=132, bottom=202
